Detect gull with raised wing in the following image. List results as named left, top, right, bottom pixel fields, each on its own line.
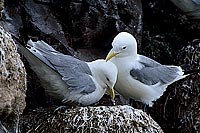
left=18, top=40, right=117, bottom=106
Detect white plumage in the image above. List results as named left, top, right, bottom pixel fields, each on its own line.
left=18, top=40, right=117, bottom=106
left=106, top=32, right=188, bottom=106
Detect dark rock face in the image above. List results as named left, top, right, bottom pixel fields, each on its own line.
left=69, top=0, right=142, bottom=49
left=173, top=41, right=200, bottom=133
left=2, top=0, right=142, bottom=61
left=75, top=0, right=141, bottom=60
left=23, top=0, right=72, bottom=53
left=141, top=0, right=200, bottom=132
left=150, top=41, right=200, bottom=133
left=49, top=0, right=143, bottom=60
left=170, top=0, right=200, bottom=19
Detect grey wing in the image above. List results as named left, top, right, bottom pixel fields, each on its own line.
left=192, top=0, right=200, bottom=5
left=51, top=55, right=96, bottom=94
left=138, top=54, right=161, bottom=67
left=28, top=40, right=59, bottom=53
left=62, top=74, right=95, bottom=94
left=28, top=40, right=96, bottom=94
left=48, top=54, right=96, bottom=94
left=27, top=41, right=56, bottom=69
left=130, top=65, right=181, bottom=85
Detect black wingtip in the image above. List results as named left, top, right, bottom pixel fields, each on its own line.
left=180, top=64, right=200, bottom=75
left=183, top=69, right=200, bottom=75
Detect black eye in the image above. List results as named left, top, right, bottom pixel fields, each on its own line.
left=122, top=46, right=126, bottom=49
left=106, top=77, right=110, bottom=81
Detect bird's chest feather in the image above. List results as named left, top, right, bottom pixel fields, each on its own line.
left=113, top=59, right=143, bottom=75
left=113, top=59, right=146, bottom=98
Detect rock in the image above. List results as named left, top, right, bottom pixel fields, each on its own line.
left=170, top=0, right=200, bottom=19
left=151, top=40, right=200, bottom=133
left=39, top=0, right=143, bottom=60
left=142, top=0, right=200, bottom=132
left=172, top=40, right=200, bottom=133
left=69, top=0, right=143, bottom=60
left=0, top=26, right=26, bottom=131
left=23, top=0, right=74, bottom=54
left=0, top=0, right=22, bottom=37
left=1, top=0, right=142, bottom=60
left=0, top=0, right=4, bottom=18
left=1, top=0, right=75, bottom=55
left=21, top=105, right=163, bottom=132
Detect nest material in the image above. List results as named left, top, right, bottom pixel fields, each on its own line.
left=21, top=105, right=163, bottom=133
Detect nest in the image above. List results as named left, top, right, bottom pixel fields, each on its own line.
left=21, top=105, right=163, bottom=133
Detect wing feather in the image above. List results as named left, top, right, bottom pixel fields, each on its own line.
left=130, top=56, right=182, bottom=85
left=27, top=40, right=96, bottom=94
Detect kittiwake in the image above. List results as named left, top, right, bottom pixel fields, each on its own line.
left=106, top=32, right=199, bottom=107
left=18, top=40, right=118, bottom=106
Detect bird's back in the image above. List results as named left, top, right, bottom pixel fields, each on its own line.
left=18, top=40, right=98, bottom=105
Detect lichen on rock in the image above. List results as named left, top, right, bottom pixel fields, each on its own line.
left=0, top=26, right=26, bottom=129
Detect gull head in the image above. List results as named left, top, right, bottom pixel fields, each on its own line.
left=106, top=32, right=137, bottom=61
left=89, top=59, right=118, bottom=99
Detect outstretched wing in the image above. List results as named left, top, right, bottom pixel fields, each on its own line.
left=27, top=40, right=96, bottom=95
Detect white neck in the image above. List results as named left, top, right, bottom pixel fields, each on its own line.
left=78, top=76, right=106, bottom=106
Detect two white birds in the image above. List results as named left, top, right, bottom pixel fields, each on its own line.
left=19, top=32, right=193, bottom=107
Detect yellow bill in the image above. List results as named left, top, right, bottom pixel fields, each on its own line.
left=108, top=87, right=115, bottom=99
left=106, top=52, right=118, bottom=61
